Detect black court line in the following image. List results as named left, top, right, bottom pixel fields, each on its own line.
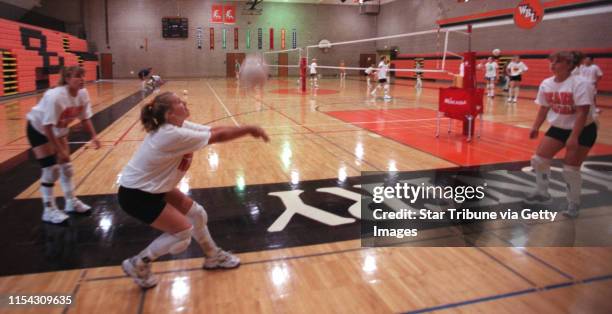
left=403, top=274, right=612, bottom=314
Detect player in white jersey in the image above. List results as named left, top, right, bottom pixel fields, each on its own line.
left=506, top=55, right=528, bottom=103
left=309, top=58, right=319, bottom=88
left=364, top=64, right=375, bottom=86
left=527, top=51, right=597, bottom=218
left=483, top=57, right=498, bottom=97
left=25, top=66, right=100, bottom=224
left=117, top=91, right=269, bottom=288
left=370, top=56, right=391, bottom=100
left=576, top=56, right=603, bottom=112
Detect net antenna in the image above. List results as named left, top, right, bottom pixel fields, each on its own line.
left=303, top=27, right=470, bottom=76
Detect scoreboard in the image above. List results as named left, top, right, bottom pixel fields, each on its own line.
left=162, top=17, right=188, bottom=38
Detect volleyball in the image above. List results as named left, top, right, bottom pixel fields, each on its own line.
left=239, top=54, right=268, bottom=88
left=492, top=48, right=501, bottom=56
left=182, top=89, right=188, bottom=95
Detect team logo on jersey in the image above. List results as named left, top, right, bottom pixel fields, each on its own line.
left=514, top=0, right=544, bottom=29
left=56, top=106, right=84, bottom=128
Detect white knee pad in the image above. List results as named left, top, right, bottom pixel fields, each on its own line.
left=168, top=227, right=193, bottom=255
left=187, top=202, right=208, bottom=229
left=59, top=163, right=74, bottom=178
left=41, top=165, right=60, bottom=184
left=531, top=155, right=551, bottom=172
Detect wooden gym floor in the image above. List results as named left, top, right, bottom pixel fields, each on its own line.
left=0, top=77, right=611, bottom=313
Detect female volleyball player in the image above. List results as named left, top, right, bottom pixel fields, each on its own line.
left=527, top=51, right=596, bottom=218
left=118, top=91, right=269, bottom=288
left=506, top=55, right=528, bottom=103
left=309, top=58, right=319, bottom=88
left=26, top=66, right=100, bottom=224
left=484, top=57, right=498, bottom=97
left=370, top=56, right=391, bottom=99
left=339, top=60, right=346, bottom=80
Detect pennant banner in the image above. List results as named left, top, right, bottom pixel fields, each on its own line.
left=210, top=27, right=214, bottom=49
left=269, top=28, right=274, bottom=50
left=246, top=29, right=251, bottom=49
left=257, top=28, right=262, bottom=50
left=281, top=29, right=286, bottom=49
left=222, top=28, right=227, bottom=49
left=234, top=28, right=239, bottom=50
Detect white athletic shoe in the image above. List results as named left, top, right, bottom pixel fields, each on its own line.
left=122, top=257, right=158, bottom=289
left=203, top=249, right=240, bottom=270
left=64, top=198, right=91, bottom=213
left=42, top=207, right=69, bottom=224
left=524, top=192, right=552, bottom=205
left=562, top=202, right=580, bottom=218
left=383, top=95, right=392, bottom=100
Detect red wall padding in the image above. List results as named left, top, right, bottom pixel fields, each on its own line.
left=394, top=48, right=612, bottom=92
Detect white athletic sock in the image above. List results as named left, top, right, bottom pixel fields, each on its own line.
left=40, top=165, right=59, bottom=209
left=137, top=227, right=193, bottom=262
left=514, top=87, right=520, bottom=100
left=562, top=165, right=582, bottom=205
left=59, top=163, right=76, bottom=202
left=508, top=86, right=514, bottom=99
left=187, top=202, right=219, bottom=257
left=531, top=155, right=551, bottom=195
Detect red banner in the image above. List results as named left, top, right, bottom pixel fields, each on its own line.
left=281, top=29, right=286, bottom=49
left=211, top=4, right=223, bottom=23
left=514, top=0, right=543, bottom=29
left=234, top=28, right=239, bottom=49
left=223, top=5, right=236, bottom=24
left=269, top=28, right=274, bottom=50
left=210, top=27, right=214, bottom=50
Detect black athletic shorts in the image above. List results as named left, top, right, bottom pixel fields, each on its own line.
left=545, top=122, right=597, bottom=148
left=509, top=75, right=522, bottom=82
left=310, top=73, right=316, bottom=77
left=378, top=78, right=387, bottom=84
left=26, top=121, right=49, bottom=147
left=118, top=186, right=167, bottom=224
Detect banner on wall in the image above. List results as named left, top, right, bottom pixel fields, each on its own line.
left=223, top=5, right=236, bottom=24
left=269, top=28, right=274, bottom=50
left=246, top=29, right=251, bottom=49
left=234, top=28, right=239, bottom=49
left=514, top=0, right=543, bottom=29
left=222, top=29, right=227, bottom=49
left=211, top=4, right=223, bottom=23
left=281, top=29, right=286, bottom=49
left=210, top=27, right=214, bottom=49
left=196, top=27, right=203, bottom=49
left=292, top=28, right=297, bottom=49
left=257, top=28, right=262, bottom=50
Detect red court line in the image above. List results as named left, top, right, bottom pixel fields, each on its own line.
left=326, top=108, right=612, bottom=166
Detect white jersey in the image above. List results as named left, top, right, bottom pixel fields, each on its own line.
left=26, top=86, right=93, bottom=137
left=535, top=75, right=596, bottom=129
left=485, top=62, right=498, bottom=78
left=576, top=64, right=603, bottom=84
left=377, top=61, right=388, bottom=80
left=310, top=62, right=317, bottom=74
left=119, top=121, right=211, bottom=193
left=507, top=61, right=528, bottom=77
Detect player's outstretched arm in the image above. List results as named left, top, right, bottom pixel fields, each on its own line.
left=209, top=125, right=269, bottom=144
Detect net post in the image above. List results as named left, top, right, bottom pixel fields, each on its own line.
left=300, top=57, right=307, bottom=92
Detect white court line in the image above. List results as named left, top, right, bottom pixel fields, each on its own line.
left=206, top=80, right=240, bottom=126
left=263, top=117, right=443, bottom=129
